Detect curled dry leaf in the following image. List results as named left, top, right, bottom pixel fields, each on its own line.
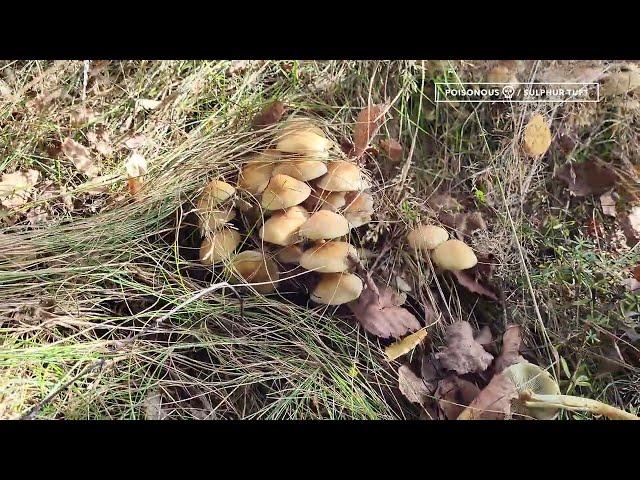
left=435, top=375, right=480, bottom=420
left=0, top=169, right=40, bottom=209
left=398, top=364, right=431, bottom=406
left=600, top=192, right=617, bottom=218
left=379, top=138, right=403, bottom=162
left=493, top=325, right=525, bottom=373
left=385, top=327, right=428, bottom=361
left=353, top=104, right=387, bottom=158
left=522, top=114, right=552, bottom=156
left=555, top=158, right=618, bottom=197
left=125, top=153, right=148, bottom=196
left=62, top=137, right=100, bottom=177
left=435, top=321, right=494, bottom=375
left=451, top=270, right=498, bottom=301
left=347, top=276, right=422, bottom=339
left=457, top=372, right=518, bottom=420
left=252, top=101, right=286, bottom=129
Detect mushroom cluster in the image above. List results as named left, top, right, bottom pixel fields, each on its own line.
left=407, top=223, right=478, bottom=272
left=196, top=116, right=375, bottom=305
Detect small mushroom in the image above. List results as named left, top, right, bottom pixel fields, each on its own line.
left=276, top=245, right=304, bottom=265
left=315, top=161, right=371, bottom=192
left=199, top=228, right=241, bottom=265
left=304, top=188, right=347, bottom=213
left=407, top=224, right=449, bottom=251
left=199, top=208, right=237, bottom=236
left=259, top=205, right=309, bottom=246
left=431, top=239, right=477, bottom=271
left=276, top=118, right=332, bottom=157
left=310, top=272, right=363, bottom=305
left=299, top=210, right=350, bottom=241
left=197, top=180, right=236, bottom=211
left=260, top=174, right=312, bottom=211
left=238, top=154, right=278, bottom=195
left=299, top=241, right=358, bottom=273
left=272, top=160, right=328, bottom=181
left=231, top=250, right=279, bottom=294
left=343, top=191, right=374, bottom=228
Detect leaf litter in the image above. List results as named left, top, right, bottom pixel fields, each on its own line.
left=435, top=321, right=494, bottom=375
left=0, top=170, right=40, bottom=209
left=61, top=137, right=100, bottom=178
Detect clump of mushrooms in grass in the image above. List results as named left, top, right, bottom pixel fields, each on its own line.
left=407, top=223, right=478, bottom=271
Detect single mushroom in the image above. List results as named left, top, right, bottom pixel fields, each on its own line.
left=261, top=174, right=312, bottom=211
left=259, top=205, right=309, bottom=246
left=230, top=250, right=280, bottom=294
left=276, top=244, right=304, bottom=265
left=304, top=188, right=347, bottom=213
left=275, top=118, right=332, bottom=157
left=299, top=210, right=350, bottom=241
left=343, top=191, right=374, bottom=228
left=407, top=224, right=449, bottom=251
left=238, top=153, right=278, bottom=195
left=315, top=161, right=371, bottom=192
left=431, top=239, right=477, bottom=271
left=197, top=180, right=236, bottom=212
left=199, top=228, right=241, bottom=265
left=199, top=207, right=237, bottom=236
left=299, top=241, right=358, bottom=273
left=272, top=160, right=328, bottom=181
left=310, top=272, right=364, bottom=305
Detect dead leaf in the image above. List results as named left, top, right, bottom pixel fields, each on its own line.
left=379, top=138, right=403, bottom=161
left=398, top=364, right=431, bottom=406
left=420, top=353, right=442, bottom=392
left=227, top=60, right=252, bottom=75
left=457, top=372, right=518, bottom=420
left=69, top=106, right=95, bottom=126
left=428, top=193, right=463, bottom=213
left=26, top=207, right=47, bottom=225
left=252, top=101, right=285, bottom=129
left=123, top=134, right=147, bottom=150
left=385, top=328, right=428, bottom=361
left=475, top=326, right=493, bottom=346
left=522, top=114, right=552, bottom=156
left=627, top=206, right=640, bottom=237
left=125, top=153, right=148, bottom=196
left=601, top=70, right=640, bottom=97
left=137, top=98, right=162, bottom=110
left=77, top=175, right=117, bottom=195
left=0, top=169, right=40, bottom=209
left=86, top=126, right=113, bottom=156
left=555, top=158, right=618, bottom=197
left=62, top=137, right=100, bottom=177
left=440, top=211, right=487, bottom=239
left=600, top=192, right=617, bottom=217
left=435, top=375, right=480, bottom=420
left=633, top=265, right=640, bottom=281
left=0, top=79, right=13, bottom=100
left=353, top=104, right=387, bottom=158
left=347, top=276, right=422, bottom=339
left=143, top=390, right=169, bottom=420
left=451, top=270, right=498, bottom=301
left=26, top=88, right=63, bottom=113
left=435, top=321, right=494, bottom=375
left=621, top=278, right=640, bottom=292
left=493, top=325, right=525, bottom=373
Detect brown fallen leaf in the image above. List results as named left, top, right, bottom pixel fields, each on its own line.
left=601, top=70, right=640, bottom=97
left=398, top=364, right=431, bottom=406
left=143, top=389, right=170, bottom=420
left=435, top=375, right=480, bottom=420
left=379, top=138, right=403, bottom=161
left=493, top=325, right=526, bottom=373
left=475, top=326, right=493, bottom=346
left=457, top=372, right=518, bottom=420
left=353, top=104, right=387, bottom=158
left=439, top=211, right=487, bottom=239
left=86, top=126, right=113, bottom=156
left=252, top=101, right=286, bottom=129
left=421, top=353, right=442, bottom=390
left=348, top=276, right=422, bottom=339
left=621, top=278, right=640, bottom=292
left=627, top=206, right=640, bottom=238
left=69, top=106, right=95, bottom=126
left=435, top=321, right=494, bottom=375
left=633, top=265, right=640, bottom=282
left=62, top=137, right=100, bottom=177
left=522, top=114, right=552, bottom=156
left=123, top=134, right=147, bottom=150
left=451, top=270, right=498, bottom=301
left=428, top=192, right=464, bottom=213
left=555, top=158, right=618, bottom=197
left=385, top=327, right=428, bottom=361
left=0, top=169, right=40, bottom=209
left=600, top=192, right=617, bottom=218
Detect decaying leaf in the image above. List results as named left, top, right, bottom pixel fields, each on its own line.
left=76, top=175, right=117, bottom=195
left=143, top=390, right=169, bottom=420
left=428, top=192, right=464, bottom=213
left=621, top=278, right=640, bottom=292
left=451, top=270, right=498, bottom=301
left=600, top=192, right=617, bottom=218
left=555, top=158, right=618, bottom=197
left=421, top=353, right=442, bottom=390
left=123, top=134, right=147, bottom=150
left=379, top=138, right=403, bottom=161
left=435, top=321, right=494, bottom=375
left=86, top=126, right=113, bottom=156
left=398, top=364, right=431, bottom=406
left=137, top=98, right=162, bottom=110
left=62, top=137, right=100, bottom=177
left=435, top=375, right=480, bottom=420
left=475, top=326, right=493, bottom=346
left=125, top=153, right=148, bottom=196
left=439, top=211, right=487, bottom=239
left=457, top=372, right=518, bottom=420
left=353, top=104, right=387, bottom=157
left=69, top=106, right=95, bottom=126
left=601, top=70, right=640, bottom=97
left=252, top=101, right=286, bottom=129
left=493, top=325, right=525, bottom=373
left=0, top=169, right=40, bottom=209
left=522, top=114, right=552, bottom=156
left=348, top=276, right=422, bottom=339
left=385, top=328, right=428, bottom=361
left=627, top=206, right=640, bottom=238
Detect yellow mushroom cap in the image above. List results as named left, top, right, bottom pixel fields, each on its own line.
left=272, top=160, right=328, bottom=181
left=276, top=118, right=331, bottom=156
left=199, top=208, right=237, bottom=236
left=199, top=228, right=241, bottom=265
left=304, top=188, right=347, bottom=213
left=231, top=250, right=279, bottom=294
left=311, top=272, right=363, bottom=305
left=261, top=174, right=312, bottom=211
left=431, top=239, right=477, bottom=270
left=299, top=241, right=357, bottom=273
left=259, top=205, right=309, bottom=246
left=299, top=210, right=350, bottom=241
left=502, top=362, right=561, bottom=420
left=407, top=224, right=449, bottom=251
left=343, top=191, right=374, bottom=228
left=315, top=161, right=370, bottom=192
left=198, top=180, right=236, bottom=211
left=276, top=245, right=304, bottom=265
left=522, top=114, right=552, bottom=157
left=238, top=155, right=278, bottom=195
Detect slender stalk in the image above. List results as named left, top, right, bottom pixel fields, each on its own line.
left=521, top=391, right=640, bottom=421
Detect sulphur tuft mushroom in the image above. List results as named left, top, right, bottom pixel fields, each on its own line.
left=299, top=210, right=350, bottom=241
left=407, top=224, right=449, bottom=251
left=343, top=191, right=374, bottom=228
left=199, top=228, right=241, bottom=265
left=522, top=113, right=552, bottom=157
left=315, top=161, right=371, bottom=192
left=231, top=250, right=280, bottom=294
left=238, top=153, right=278, bottom=195
left=197, top=180, right=236, bottom=212
left=276, top=244, right=304, bottom=265
left=431, top=239, right=477, bottom=271
left=304, top=188, right=347, bottom=213
left=310, top=272, right=363, bottom=305
left=272, top=160, right=328, bottom=182
left=259, top=205, right=309, bottom=246
left=276, top=118, right=332, bottom=157
left=299, top=241, right=358, bottom=273
left=261, top=174, right=312, bottom=211
left=199, top=208, right=237, bottom=236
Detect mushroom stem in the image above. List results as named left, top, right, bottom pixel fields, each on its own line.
left=520, top=390, right=639, bottom=420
